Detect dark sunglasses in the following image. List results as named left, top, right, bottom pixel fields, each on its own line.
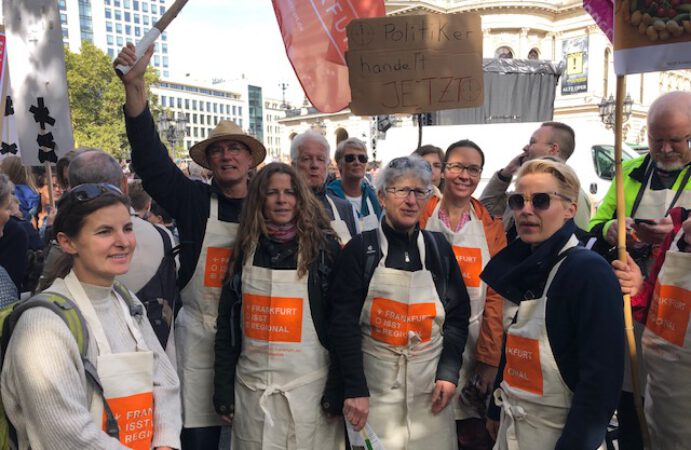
left=344, top=154, right=368, bottom=164
left=69, top=183, right=122, bottom=202
left=507, top=192, right=573, bottom=211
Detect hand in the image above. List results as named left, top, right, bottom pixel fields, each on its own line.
left=45, top=206, right=57, bottom=227
left=113, top=43, right=154, bottom=85
left=220, top=414, right=233, bottom=425
left=343, top=397, right=369, bottom=431
left=473, top=362, right=498, bottom=396
left=486, top=418, right=500, bottom=441
left=502, top=153, right=526, bottom=178
left=431, top=380, right=456, bottom=414
left=635, top=217, right=674, bottom=245
left=612, top=252, right=644, bottom=296
left=683, top=216, right=691, bottom=248
left=605, top=218, right=636, bottom=246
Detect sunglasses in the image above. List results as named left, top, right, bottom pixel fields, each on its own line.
left=344, top=154, right=368, bottom=164
left=69, top=183, right=122, bottom=202
left=507, top=192, right=573, bottom=211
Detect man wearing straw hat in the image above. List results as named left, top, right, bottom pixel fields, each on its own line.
left=589, top=90, right=691, bottom=450
left=115, top=44, right=266, bottom=449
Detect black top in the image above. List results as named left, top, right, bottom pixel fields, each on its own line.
left=0, top=218, right=29, bottom=290
left=481, top=220, right=625, bottom=450
left=213, top=234, right=341, bottom=415
left=125, top=104, right=243, bottom=289
left=328, top=221, right=470, bottom=399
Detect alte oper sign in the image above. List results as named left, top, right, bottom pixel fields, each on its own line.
left=346, top=13, right=483, bottom=115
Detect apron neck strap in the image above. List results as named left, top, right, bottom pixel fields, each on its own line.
left=210, top=194, right=220, bottom=220
left=377, top=222, right=427, bottom=269
left=325, top=195, right=342, bottom=221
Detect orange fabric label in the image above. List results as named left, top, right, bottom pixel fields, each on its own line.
left=102, top=392, right=154, bottom=450
left=503, top=334, right=543, bottom=395
left=452, top=246, right=482, bottom=288
left=369, top=298, right=436, bottom=346
left=204, top=247, right=233, bottom=288
left=646, top=283, right=691, bottom=347
left=243, top=294, right=303, bottom=342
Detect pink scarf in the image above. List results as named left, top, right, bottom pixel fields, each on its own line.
left=266, top=221, right=298, bottom=244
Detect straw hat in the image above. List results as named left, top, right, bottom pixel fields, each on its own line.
left=188, top=120, right=266, bottom=169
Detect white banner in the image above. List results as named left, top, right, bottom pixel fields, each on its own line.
left=3, top=0, right=74, bottom=166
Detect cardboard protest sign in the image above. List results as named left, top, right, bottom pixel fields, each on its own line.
left=346, top=13, right=483, bottom=116
left=3, top=0, right=74, bottom=166
left=614, top=0, right=691, bottom=75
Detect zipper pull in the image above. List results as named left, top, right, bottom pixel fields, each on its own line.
left=405, top=251, right=410, bottom=263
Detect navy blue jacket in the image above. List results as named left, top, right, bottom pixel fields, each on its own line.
left=125, top=105, right=243, bottom=289
left=481, top=220, right=624, bottom=450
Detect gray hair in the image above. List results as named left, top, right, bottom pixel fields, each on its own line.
left=375, top=155, right=432, bottom=194
left=69, top=149, right=124, bottom=187
left=334, top=137, right=367, bottom=164
left=290, top=131, right=330, bottom=162
left=0, top=174, right=12, bottom=206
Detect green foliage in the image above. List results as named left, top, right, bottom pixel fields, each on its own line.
left=65, top=41, right=159, bottom=160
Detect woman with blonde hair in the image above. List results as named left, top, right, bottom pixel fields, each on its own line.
left=214, top=162, right=343, bottom=449
left=1, top=155, right=39, bottom=227
left=482, top=159, right=624, bottom=449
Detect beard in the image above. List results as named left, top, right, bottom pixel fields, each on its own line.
left=654, top=157, right=686, bottom=172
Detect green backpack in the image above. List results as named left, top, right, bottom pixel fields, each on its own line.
left=0, top=282, right=139, bottom=449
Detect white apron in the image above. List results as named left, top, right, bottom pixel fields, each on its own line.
left=176, top=195, right=238, bottom=428
left=424, top=202, right=491, bottom=420
left=64, top=272, right=155, bottom=450
left=642, top=230, right=691, bottom=450
left=359, top=197, right=380, bottom=232
left=326, top=195, right=353, bottom=245
left=493, top=237, right=578, bottom=450
left=231, top=249, right=342, bottom=450
left=623, top=175, right=691, bottom=394
left=359, top=227, right=456, bottom=450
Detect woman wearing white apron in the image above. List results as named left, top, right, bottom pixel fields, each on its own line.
left=421, top=140, right=507, bottom=449
left=481, top=160, right=624, bottom=449
left=329, top=156, right=471, bottom=450
left=1, top=184, right=181, bottom=450
left=214, top=163, right=343, bottom=449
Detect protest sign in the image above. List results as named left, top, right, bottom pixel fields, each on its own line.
left=3, top=0, right=74, bottom=166
left=0, top=26, right=20, bottom=161
left=272, top=0, right=386, bottom=113
left=346, top=13, right=483, bottom=116
left=614, top=0, right=691, bottom=75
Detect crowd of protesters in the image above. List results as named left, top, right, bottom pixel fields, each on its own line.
left=0, top=42, right=688, bottom=450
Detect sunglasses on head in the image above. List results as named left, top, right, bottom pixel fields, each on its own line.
left=507, top=192, right=573, bottom=211
left=344, top=154, right=368, bottom=164
left=69, top=183, right=122, bottom=202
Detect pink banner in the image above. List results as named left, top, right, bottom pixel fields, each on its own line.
left=584, top=0, right=614, bottom=42
left=272, top=0, right=386, bottom=113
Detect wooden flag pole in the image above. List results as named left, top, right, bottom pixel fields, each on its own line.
left=614, top=75, right=650, bottom=449
left=45, top=162, right=55, bottom=209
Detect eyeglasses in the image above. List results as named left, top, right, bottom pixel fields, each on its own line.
left=647, top=134, right=691, bottom=150
left=385, top=187, right=432, bottom=200
left=344, top=154, right=368, bottom=164
left=507, top=192, right=573, bottom=211
left=207, top=142, right=249, bottom=157
left=444, top=162, right=482, bottom=177
left=69, top=183, right=122, bottom=202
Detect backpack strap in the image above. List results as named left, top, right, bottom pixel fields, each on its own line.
left=113, top=281, right=144, bottom=318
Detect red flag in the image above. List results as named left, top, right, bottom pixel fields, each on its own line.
left=583, top=0, right=614, bottom=42
left=272, top=0, right=386, bottom=113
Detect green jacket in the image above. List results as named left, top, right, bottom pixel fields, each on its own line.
left=588, top=154, right=691, bottom=240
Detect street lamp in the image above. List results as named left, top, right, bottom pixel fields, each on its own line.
left=598, top=93, right=633, bottom=129
left=158, top=111, right=188, bottom=158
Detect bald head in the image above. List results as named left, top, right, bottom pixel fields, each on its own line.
left=69, top=149, right=125, bottom=189
left=648, top=91, right=691, bottom=125
left=647, top=91, right=691, bottom=171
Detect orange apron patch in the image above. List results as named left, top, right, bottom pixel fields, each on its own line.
left=204, top=247, right=233, bottom=288
left=452, top=246, right=482, bottom=288
left=369, top=298, right=436, bottom=346
left=503, top=334, right=543, bottom=395
left=647, top=283, right=691, bottom=347
left=102, top=391, right=154, bottom=450
left=243, top=294, right=303, bottom=342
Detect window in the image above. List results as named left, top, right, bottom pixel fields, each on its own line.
left=495, top=46, right=514, bottom=59
left=125, top=25, right=131, bottom=35
left=151, top=4, right=157, bottom=14
left=60, top=13, right=67, bottom=25
left=135, top=27, right=141, bottom=37
left=161, top=32, right=167, bottom=41
left=162, top=43, right=167, bottom=53
left=177, top=98, right=182, bottom=108
left=238, top=107, right=242, bottom=115
left=114, top=0, right=120, bottom=6
left=528, top=48, right=540, bottom=60
left=160, top=6, right=165, bottom=14
left=232, top=105, right=236, bottom=115
left=163, top=56, right=169, bottom=68
left=116, top=23, right=122, bottom=33
left=62, top=27, right=69, bottom=38
left=199, top=115, right=204, bottom=125
left=213, top=103, right=218, bottom=113
left=154, top=55, right=161, bottom=66
left=106, top=21, right=113, bottom=32
left=206, top=101, right=211, bottom=111
left=133, top=0, right=139, bottom=10
left=226, top=105, right=230, bottom=114
left=108, top=48, right=114, bottom=57
left=592, top=145, right=633, bottom=180
left=192, top=100, right=197, bottom=109
left=143, top=15, right=149, bottom=26
left=115, top=10, right=121, bottom=20
left=105, top=8, right=112, bottom=18
left=142, top=2, right=148, bottom=12
left=192, top=113, right=198, bottom=123
left=116, top=36, right=124, bottom=46
left=161, top=95, right=167, bottom=106
left=124, top=12, right=130, bottom=21
left=124, top=0, right=130, bottom=7
left=107, top=35, right=114, bottom=45
left=163, top=70, right=169, bottom=78
left=185, top=99, right=190, bottom=109
left=134, top=13, right=140, bottom=23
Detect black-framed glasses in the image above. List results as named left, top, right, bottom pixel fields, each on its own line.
left=444, top=162, right=482, bottom=177
left=344, top=154, right=368, bottom=164
left=385, top=186, right=432, bottom=200
left=69, top=183, right=122, bottom=202
left=507, top=192, right=573, bottom=211
left=647, top=134, right=691, bottom=150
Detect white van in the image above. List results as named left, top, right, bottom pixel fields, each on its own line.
left=374, top=120, right=639, bottom=207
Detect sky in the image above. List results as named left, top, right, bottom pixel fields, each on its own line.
left=166, top=0, right=306, bottom=106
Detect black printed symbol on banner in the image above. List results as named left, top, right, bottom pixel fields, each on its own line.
left=0, top=143, right=17, bottom=155
left=29, top=97, right=58, bottom=163
left=5, top=96, right=13, bottom=116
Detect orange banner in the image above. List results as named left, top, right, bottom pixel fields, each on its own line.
left=243, top=294, right=303, bottom=343
left=204, top=247, right=232, bottom=288
left=646, top=283, right=691, bottom=347
left=452, top=246, right=482, bottom=288
left=503, top=334, right=543, bottom=396
left=102, top=392, right=154, bottom=450
left=369, top=297, right=436, bottom=346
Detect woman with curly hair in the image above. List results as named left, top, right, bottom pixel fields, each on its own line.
left=214, top=162, right=343, bottom=449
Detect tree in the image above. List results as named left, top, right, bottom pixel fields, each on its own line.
left=65, top=42, right=160, bottom=160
